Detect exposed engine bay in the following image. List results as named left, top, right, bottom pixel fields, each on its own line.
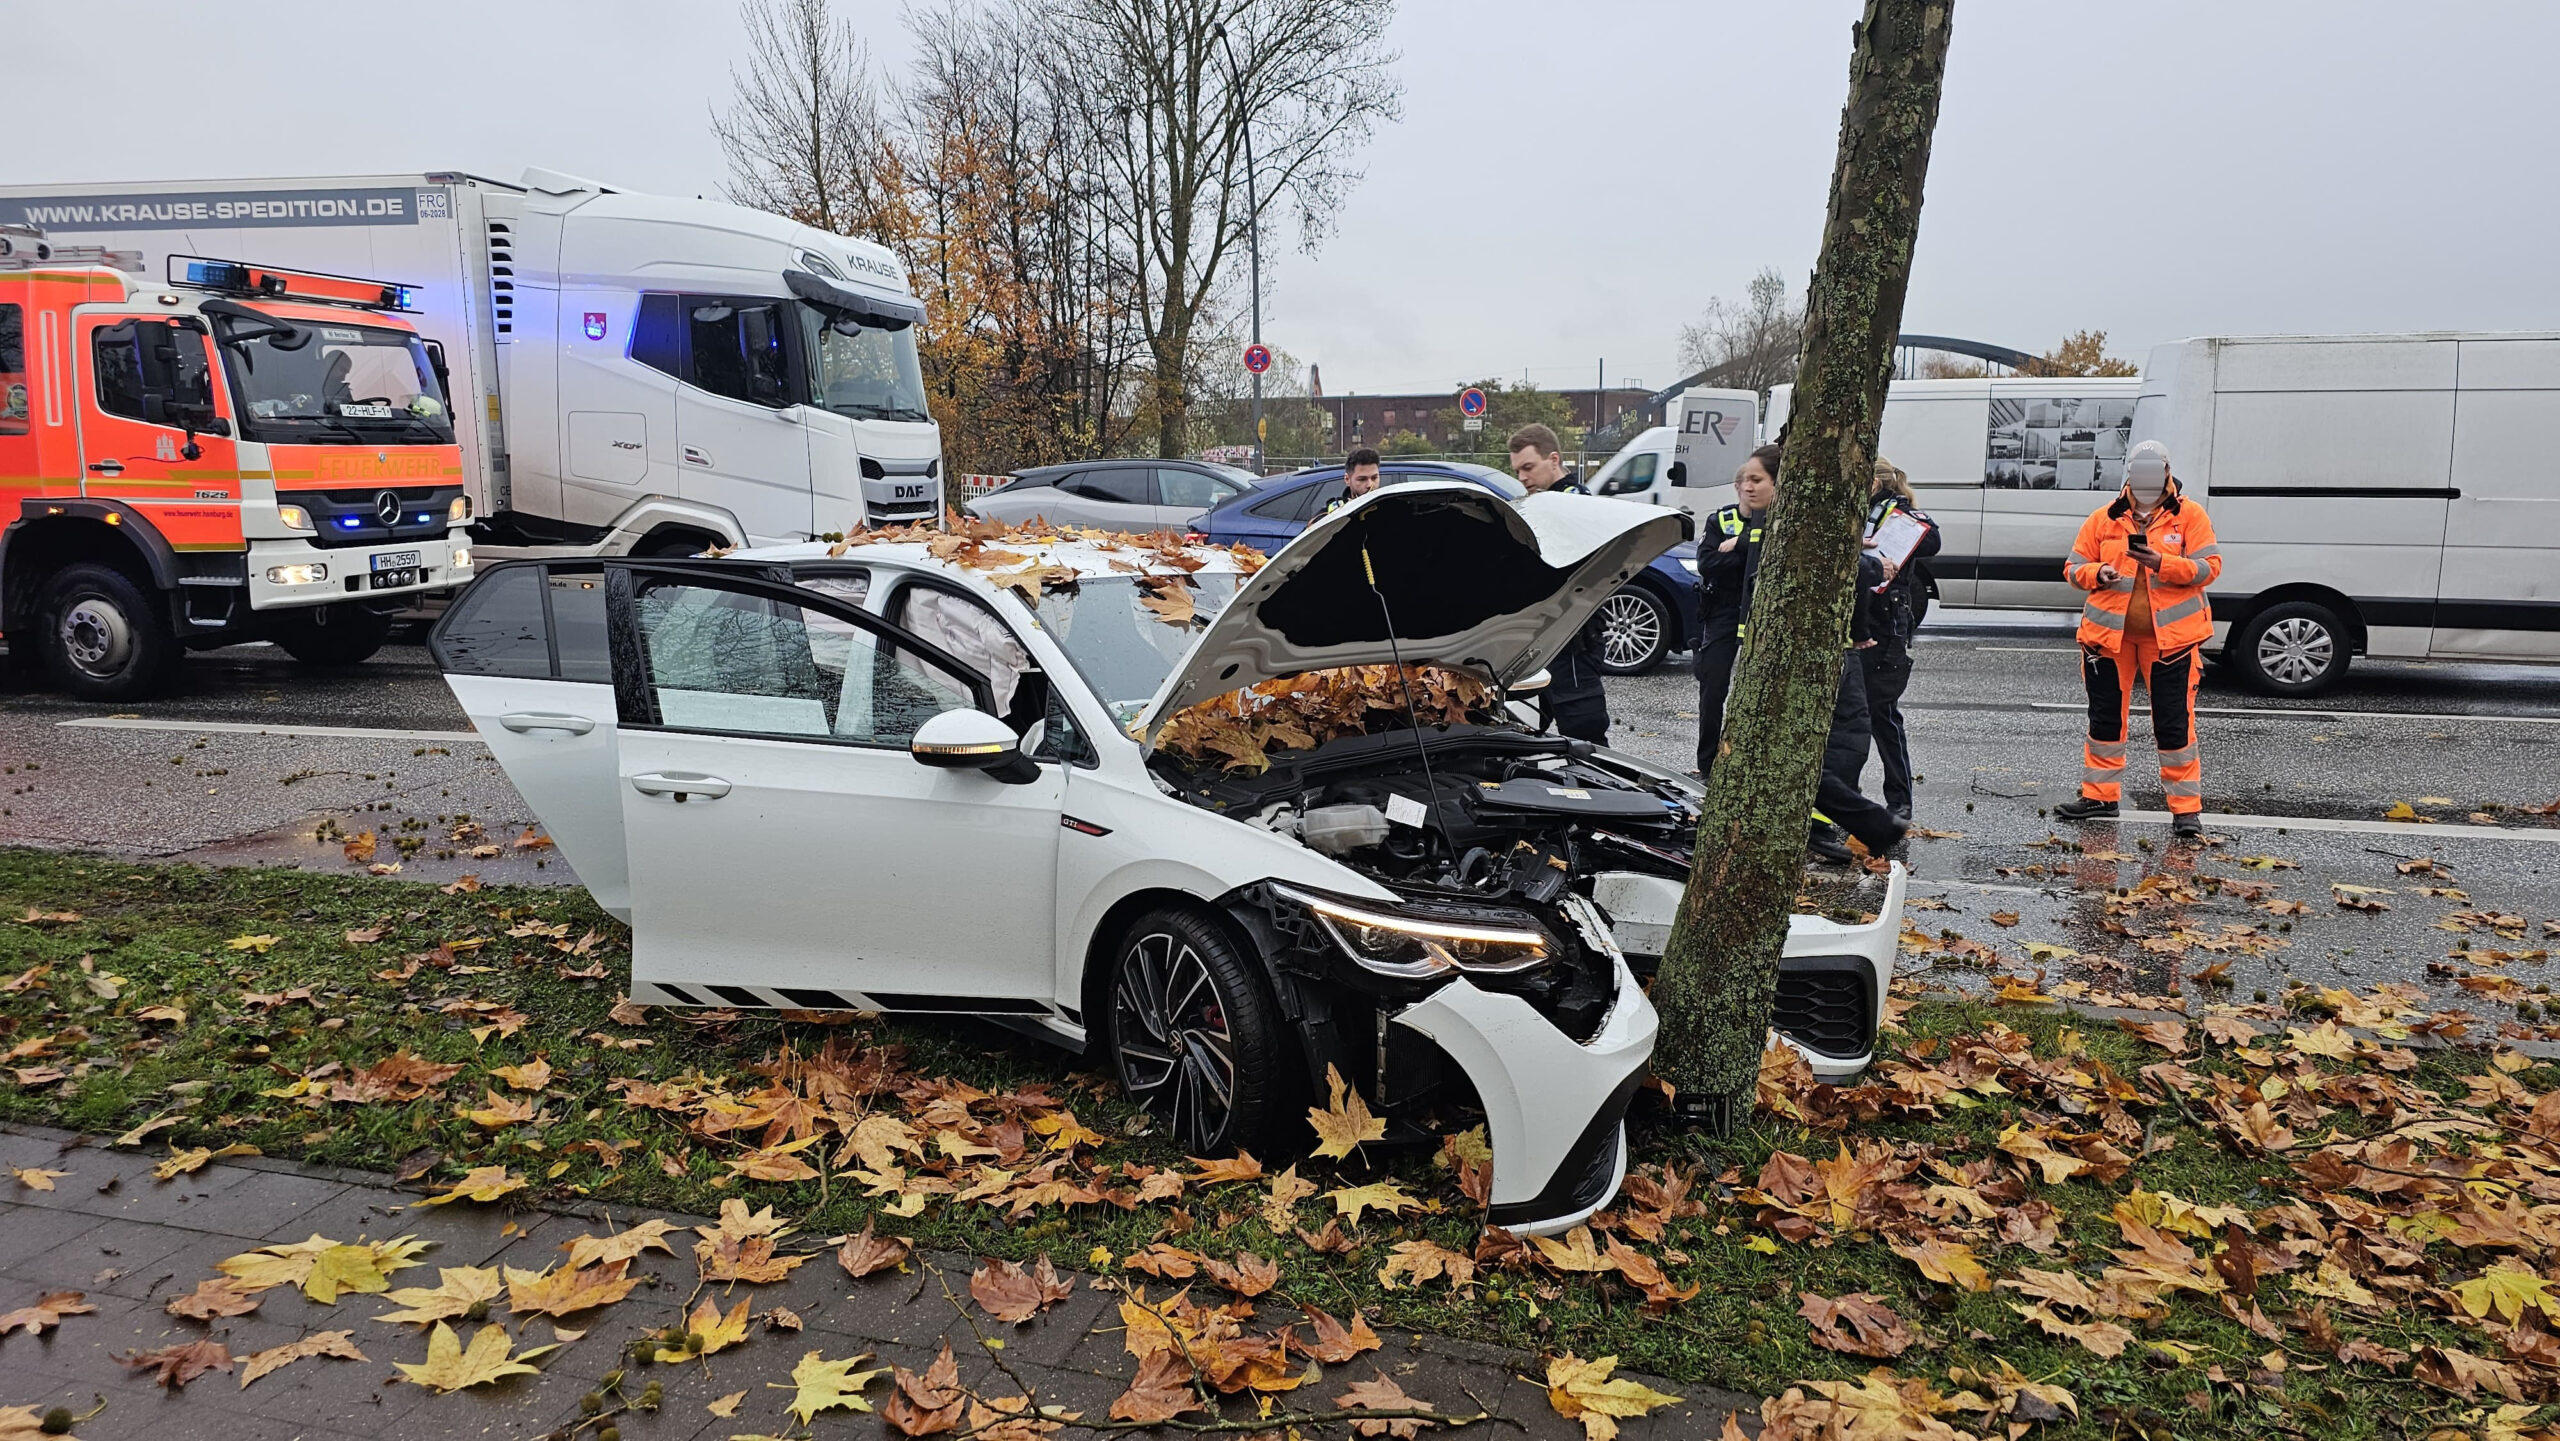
left=1155, top=724, right=1701, bottom=1041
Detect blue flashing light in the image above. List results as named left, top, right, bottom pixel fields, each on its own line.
left=338, top=516, right=364, bottom=529
left=412, top=514, right=431, bottom=524
left=392, top=286, right=422, bottom=309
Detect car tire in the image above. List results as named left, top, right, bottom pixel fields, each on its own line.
left=1594, top=584, right=1674, bottom=675
left=272, top=603, right=391, bottom=668
left=38, top=562, right=181, bottom=701
left=2233, top=600, right=2351, bottom=697
left=1107, top=908, right=1289, bottom=1155
left=637, top=533, right=716, bottom=559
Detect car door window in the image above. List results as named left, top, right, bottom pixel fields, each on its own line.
left=683, top=297, right=793, bottom=408
left=433, top=562, right=616, bottom=681
left=1248, top=485, right=1311, bottom=521
left=1599, top=453, right=1659, bottom=496
left=1157, top=468, right=1228, bottom=510
left=1062, top=468, right=1153, bottom=506
left=0, top=304, right=25, bottom=435
left=91, top=319, right=213, bottom=425
left=627, top=575, right=978, bottom=745
left=1298, top=480, right=1348, bottom=518
left=886, top=582, right=1091, bottom=764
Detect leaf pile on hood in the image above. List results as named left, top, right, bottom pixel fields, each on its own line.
left=825, top=512, right=1267, bottom=578
left=1154, top=664, right=1499, bottom=771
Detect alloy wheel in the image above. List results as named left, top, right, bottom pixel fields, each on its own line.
left=1597, top=591, right=1664, bottom=671
left=58, top=597, right=135, bottom=679
left=1113, top=930, right=1238, bottom=1152
left=2256, top=616, right=2334, bottom=688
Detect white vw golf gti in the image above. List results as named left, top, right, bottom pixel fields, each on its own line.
left=432, top=482, right=1905, bottom=1234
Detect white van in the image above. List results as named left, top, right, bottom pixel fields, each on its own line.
left=2132, top=333, right=2560, bottom=693
left=1764, top=376, right=2144, bottom=612
left=1586, top=388, right=1760, bottom=524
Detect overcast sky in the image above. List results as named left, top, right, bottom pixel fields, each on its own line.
left=15, top=0, right=2557, bottom=398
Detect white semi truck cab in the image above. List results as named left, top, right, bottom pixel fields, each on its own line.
left=0, top=169, right=947, bottom=561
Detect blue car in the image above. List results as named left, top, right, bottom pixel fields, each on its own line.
left=1192, top=461, right=1700, bottom=674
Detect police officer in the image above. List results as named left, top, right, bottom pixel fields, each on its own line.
left=1860, top=458, right=1939, bottom=821
left=1508, top=424, right=1608, bottom=743
left=1324, top=447, right=1383, bottom=514
left=1690, top=444, right=1779, bottom=779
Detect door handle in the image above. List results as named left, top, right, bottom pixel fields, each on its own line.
left=630, top=771, right=731, bottom=802
left=88, top=461, right=124, bottom=475
left=497, top=712, right=595, bottom=736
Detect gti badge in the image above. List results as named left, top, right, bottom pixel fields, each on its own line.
left=583, top=312, right=609, bottom=342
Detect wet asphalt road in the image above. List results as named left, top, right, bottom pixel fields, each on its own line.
left=1, top=612, right=2555, bottom=1015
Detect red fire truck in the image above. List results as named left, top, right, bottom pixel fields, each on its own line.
left=0, top=224, right=471, bottom=698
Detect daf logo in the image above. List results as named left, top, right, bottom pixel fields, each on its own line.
left=374, top=491, right=404, bottom=525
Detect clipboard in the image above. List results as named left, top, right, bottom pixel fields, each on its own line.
left=1865, top=509, right=1929, bottom=589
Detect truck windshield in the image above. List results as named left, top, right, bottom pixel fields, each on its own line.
left=219, top=319, right=455, bottom=446
left=798, top=305, right=930, bottom=423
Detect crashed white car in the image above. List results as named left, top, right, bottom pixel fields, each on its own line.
left=430, top=482, right=1905, bottom=1234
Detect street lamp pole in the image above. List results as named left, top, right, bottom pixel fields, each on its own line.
left=1213, top=24, right=1264, bottom=476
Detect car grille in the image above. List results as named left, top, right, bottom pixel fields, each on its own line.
left=1773, top=958, right=1875, bottom=1060
left=281, top=487, right=462, bottom=550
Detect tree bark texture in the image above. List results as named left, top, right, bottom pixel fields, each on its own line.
left=1647, top=0, right=1953, bottom=1124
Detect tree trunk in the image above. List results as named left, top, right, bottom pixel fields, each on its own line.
left=1647, top=0, right=1954, bottom=1127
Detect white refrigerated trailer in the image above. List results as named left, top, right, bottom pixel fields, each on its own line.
left=0, top=169, right=947, bottom=557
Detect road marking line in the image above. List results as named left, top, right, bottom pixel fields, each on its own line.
left=2114, top=809, right=2560, bottom=844
left=2025, top=701, right=2560, bottom=726
left=59, top=717, right=484, bottom=745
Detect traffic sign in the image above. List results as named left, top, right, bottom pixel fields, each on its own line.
left=1462, top=418, right=1484, bottom=432
left=1459, top=387, right=1487, bottom=418
left=1243, top=343, right=1273, bottom=375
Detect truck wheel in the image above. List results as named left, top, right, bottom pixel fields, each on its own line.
left=273, top=604, right=391, bottom=668
left=1595, top=585, right=1674, bottom=675
left=2234, top=600, right=2351, bottom=697
left=39, top=563, right=181, bottom=701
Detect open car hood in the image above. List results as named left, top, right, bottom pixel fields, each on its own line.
left=1137, top=482, right=1683, bottom=744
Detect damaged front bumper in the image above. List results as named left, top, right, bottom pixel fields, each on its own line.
left=1389, top=953, right=1655, bottom=1236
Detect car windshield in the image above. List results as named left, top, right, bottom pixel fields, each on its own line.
left=1034, top=573, right=1244, bottom=724
left=220, top=319, right=453, bottom=445
left=799, top=304, right=931, bottom=422
left=1441, top=462, right=1526, bottom=497
left=1205, top=463, right=1260, bottom=487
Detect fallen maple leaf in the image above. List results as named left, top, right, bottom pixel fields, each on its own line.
left=9, top=1167, right=66, bottom=1192
left=487, top=1056, right=551, bottom=1091
left=394, top=1321, right=555, bottom=1392
left=1109, top=1351, right=1207, bottom=1424
left=1338, top=1372, right=1435, bottom=1439
left=781, top=1348, right=891, bottom=1423
left=972, top=1256, right=1074, bottom=1324
left=1326, top=1179, right=1420, bottom=1226
left=1200, top=1251, right=1280, bottom=1297
left=1533, top=1226, right=1616, bottom=1274
left=1799, top=1292, right=1917, bottom=1359
left=1545, top=1353, right=1682, bottom=1440
left=413, top=1165, right=526, bottom=1207
left=837, top=1220, right=913, bottom=1278
left=659, top=1297, right=751, bottom=1362
left=1890, top=1237, right=1993, bottom=1293
left=120, top=1338, right=236, bottom=1389
left=238, top=1329, right=365, bottom=1388
left=1301, top=1305, right=1384, bottom=1363
left=560, top=1218, right=680, bottom=1270
left=695, top=1199, right=809, bottom=1283
left=375, top=1266, right=505, bottom=1326
left=1188, top=1150, right=1265, bottom=1185
left=883, top=1339, right=967, bottom=1437
left=1307, top=1063, right=1386, bottom=1160
left=0, top=1290, right=95, bottom=1338
left=165, top=1277, right=262, bottom=1321
left=503, top=1259, right=639, bottom=1317
left=153, top=1142, right=259, bottom=1179
left=1377, top=1240, right=1475, bottom=1292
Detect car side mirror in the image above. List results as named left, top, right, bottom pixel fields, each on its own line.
left=911, top=708, right=1039, bottom=784
left=1667, top=461, right=1687, bottom=487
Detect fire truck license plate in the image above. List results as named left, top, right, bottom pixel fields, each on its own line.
left=368, top=568, right=420, bottom=590
left=371, top=550, right=422, bottom=572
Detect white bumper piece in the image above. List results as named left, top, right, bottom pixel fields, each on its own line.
left=246, top=531, right=473, bottom=611
left=1591, top=862, right=1908, bottom=1080
left=1390, top=956, right=1657, bottom=1237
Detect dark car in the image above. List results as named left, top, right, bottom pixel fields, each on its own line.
left=966, top=458, right=1259, bottom=532
left=1193, top=461, right=1701, bottom=674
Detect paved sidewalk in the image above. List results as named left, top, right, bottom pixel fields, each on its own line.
left=0, top=1124, right=1748, bottom=1440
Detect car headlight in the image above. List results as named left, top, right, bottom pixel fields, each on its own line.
left=275, top=505, right=315, bottom=533
left=1274, top=884, right=1552, bottom=979
left=449, top=546, right=472, bottom=570
left=448, top=495, right=471, bottom=524
left=1677, top=556, right=1699, bottom=574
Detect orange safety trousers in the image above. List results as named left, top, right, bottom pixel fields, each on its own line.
left=2079, top=633, right=2204, bottom=814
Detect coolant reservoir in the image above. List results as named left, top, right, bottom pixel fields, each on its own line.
left=1299, top=804, right=1390, bottom=856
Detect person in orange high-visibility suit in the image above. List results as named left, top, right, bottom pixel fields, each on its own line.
left=2053, top=440, right=2222, bottom=838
